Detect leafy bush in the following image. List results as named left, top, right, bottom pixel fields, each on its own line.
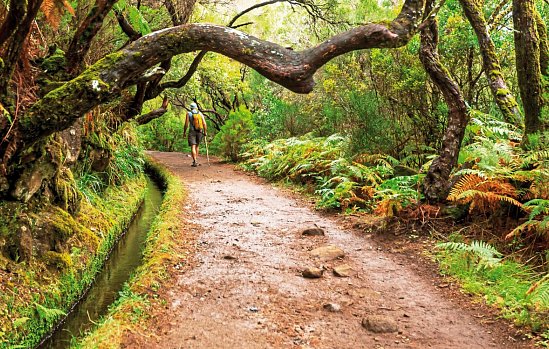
left=211, top=106, right=255, bottom=162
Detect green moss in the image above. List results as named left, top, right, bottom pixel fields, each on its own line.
left=54, top=168, right=82, bottom=214
left=489, top=69, right=503, bottom=77
left=23, top=50, right=128, bottom=138
left=43, top=251, right=72, bottom=270
left=1, top=176, right=147, bottom=348
left=40, top=49, right=66, bottom=74
left=45, top=207, right=80, bottom=240
left=496, top=88, right=510, bottom=97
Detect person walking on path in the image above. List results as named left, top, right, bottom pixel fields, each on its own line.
left=183, top=102, right=208, bottom=167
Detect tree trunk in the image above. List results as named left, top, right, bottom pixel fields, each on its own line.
left=459, top=0, right=521, bottom=124
left=513, top=0, right=545, bottom=140
left=420, top=1, right=469, bottom=203
left=534, top=9, right=548, bottom=77
left=0, top=0, right=44, bottom=98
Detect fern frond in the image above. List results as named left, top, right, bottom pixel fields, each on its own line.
left=448, top=174, right=484, bottom=199
left=437, top=240, right=502, bottom=267
left=505, top=221, right=538, bottom=240
left=40, top=0, right=74, bottom=29
left=35, top=302, right=66, bottom=322
left=449, top=174, right=522, bottom=213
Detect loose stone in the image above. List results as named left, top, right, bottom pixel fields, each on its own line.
left=362, top=315, right=399, bottom=333
left=302, top=267, right=323, bottom=278
left=310, top=245, right=345, bottom=261
left=302, top=227, right=325, bottom=236
left=333, top=264, right=352, bottom=277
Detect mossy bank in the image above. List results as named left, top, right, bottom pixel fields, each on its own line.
left=0, top=176, right=147, bottom=348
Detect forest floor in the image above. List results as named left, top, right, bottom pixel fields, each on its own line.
left=124, top=151, right=536, bottom=348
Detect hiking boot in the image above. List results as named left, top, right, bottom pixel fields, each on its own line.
left=191, top=161, right=198, bottom=167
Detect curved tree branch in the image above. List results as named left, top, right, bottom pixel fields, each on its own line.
left=160, top=51, right=208, bottom=90
left=129, top=0, right=324, bottom=124
left=136, top=96, right=169, bottom=125
left=20, top=0, right=425, bottom=146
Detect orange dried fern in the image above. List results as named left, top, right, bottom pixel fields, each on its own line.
left=41, top=0, right=75, bottom=29
left=448, top=174, right=523, bottom=213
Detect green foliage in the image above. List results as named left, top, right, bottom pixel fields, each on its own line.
left=242, top=134, right=423, bottom=213
left=437, top=240, right=502, bottom=269
left=114, top=0, right=151, bottom=35
left=435, top=238, right=549, bottom=331
left=211, top=106, right=255, bottom=162
left=138, top=106, right=188, bottom=153
left=76, top=172, right=104, bottom=203
left=34, top=303, right=66, bottom=324
left=507, top=199, right=549, bottom=239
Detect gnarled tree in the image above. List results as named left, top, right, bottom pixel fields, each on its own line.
left=0, top=0, right=427, bottom=204
left=420, top=0, right=469, bottom=202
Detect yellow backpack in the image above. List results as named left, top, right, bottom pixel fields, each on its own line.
left=189, top=110, right=204, bottom=131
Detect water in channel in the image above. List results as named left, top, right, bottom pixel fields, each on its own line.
left=38, top=178, right=163, bottom=349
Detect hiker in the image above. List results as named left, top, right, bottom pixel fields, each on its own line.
left=183, top=102, right=208, bottom=167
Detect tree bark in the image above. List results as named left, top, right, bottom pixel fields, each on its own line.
left=513, top=0, right=545, bottom=139
left=534, top=8, right=548, bottom=77
left=0, top=0, right=44, bottom=98
left=0, top=0, right=26, bottom=47
left=136, top=96, right=169, bottom=125
left=66, top=0, right=120, bottom=75
left=459, top=0, right=521, bottom=124
left=420, top=1, right=469, bottom=202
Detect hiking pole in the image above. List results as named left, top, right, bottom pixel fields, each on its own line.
left=204, top=133, right=211, bottom=166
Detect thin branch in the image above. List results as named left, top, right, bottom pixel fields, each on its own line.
left=114, top=8, right=141, bottom=41
left=135, top=96, right=169, bottom=125
left=487, top=0, right=510, bottom=27
left=66, top=0, right=119, bottom=75
left=160, top=51, right=208, bottom=90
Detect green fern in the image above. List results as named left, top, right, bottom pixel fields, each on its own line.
left=437, top=240, right=502, bottom=269
left=34, top=302, right=66, bottom=323
left=529, top=278, right=549, bottom=308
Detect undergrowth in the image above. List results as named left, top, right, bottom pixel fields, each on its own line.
left=436, top=239, right=549, bottom=333
left=241, top=133, right=424, bottom=214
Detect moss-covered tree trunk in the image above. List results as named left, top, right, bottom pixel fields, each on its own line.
left=420, top=0, right=469, bottom=203
left=459, top=0, right=521, bottom=124
left=513, top=0, right=546, bottom=139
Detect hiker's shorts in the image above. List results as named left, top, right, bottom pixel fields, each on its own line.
left=188, top=129, right=203, bottom=146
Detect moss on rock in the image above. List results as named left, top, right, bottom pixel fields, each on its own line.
left=43, top=251, right=73, bottom=270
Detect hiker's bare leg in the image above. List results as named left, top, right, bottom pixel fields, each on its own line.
left=191, top=145, right=198, bottom=162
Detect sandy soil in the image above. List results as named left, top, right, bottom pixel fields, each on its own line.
left=123, top=151, right=534, bottom=349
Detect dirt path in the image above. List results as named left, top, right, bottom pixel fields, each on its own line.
left=128, top=152, right=533, bottom=349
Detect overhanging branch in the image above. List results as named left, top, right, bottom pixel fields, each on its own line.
left=21, top=0, right=426, bottom=145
